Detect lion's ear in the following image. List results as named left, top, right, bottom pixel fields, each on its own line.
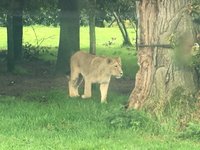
left=116, top=57, right=121, bottom=64
left=107, top=58, right=113, bottom=64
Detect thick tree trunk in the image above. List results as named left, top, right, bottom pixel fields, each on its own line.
left=89, top=0, right=96, bottom=54
left=128, top=0, right=198, bottom=110
left=56, top=0, right=80, bottom=74
left=13, top=7, right=23, bottom=61
left=7, top=0, right=23, bottom=72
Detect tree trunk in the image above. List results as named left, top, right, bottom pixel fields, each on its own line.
left=7, top=0, right=23, bottom=72
left=56, top=0, right=80, bottom=74
left=113, top=12, right=132, bottom=47
left=7, top=14, right=15, bottom=72
left=89, top=0, right=96, bottom=54
left=128, top=0, right=198, bottom=111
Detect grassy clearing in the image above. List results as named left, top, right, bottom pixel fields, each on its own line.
left=0, top=90, right=200, bottom=150
left=0, top=26, right=135, bottom=49
left=1, top=26, right=200, bottom=149
left=0, top=26, right=137, bottom=78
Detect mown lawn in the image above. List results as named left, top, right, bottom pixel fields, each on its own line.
left=0, top=90, right=199, bottom=150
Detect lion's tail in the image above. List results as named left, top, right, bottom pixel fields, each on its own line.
left=66, top=75, right=83, bottom=88
left=77, top=77, right=84, bottom=87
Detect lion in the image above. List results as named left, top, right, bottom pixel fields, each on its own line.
left=68, top=51, right=123, bottom=103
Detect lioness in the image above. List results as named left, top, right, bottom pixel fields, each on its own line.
left=68, top=51, right=123, bottom=103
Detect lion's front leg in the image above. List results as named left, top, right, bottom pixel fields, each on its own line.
left=68, top=71, right=80, bottom=97
left=100, top=83, right=109, bottom=103
left=69, top=79, right=80, bottom=97
left=81, top=79, right=92, bottom=99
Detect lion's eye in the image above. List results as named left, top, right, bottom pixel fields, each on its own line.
left=115, top=65, right=118, bottom=68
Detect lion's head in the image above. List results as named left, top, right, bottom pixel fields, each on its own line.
left=107, top=57, right=123, bottom=79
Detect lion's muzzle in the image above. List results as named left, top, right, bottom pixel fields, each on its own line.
left=116, top=71, right=123, bottom=79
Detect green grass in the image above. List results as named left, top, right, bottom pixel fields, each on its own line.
left=1, top=26, right=199, bottom=149
left=0, top=26, right=137, bottom=78
left=0, top=26, right=135, bottom=48
left=0, top=27, right=7, bottom=49
left=0, top=90, right=199, bottom=150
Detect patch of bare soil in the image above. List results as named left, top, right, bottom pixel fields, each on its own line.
left=0, top=59, right=134, bottom=97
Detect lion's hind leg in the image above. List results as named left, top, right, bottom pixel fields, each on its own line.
left=68, top=70, right=80, bottom=97
left=81, top=78, right=92, bottom=99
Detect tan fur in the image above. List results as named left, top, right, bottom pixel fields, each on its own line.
left=68, top=51, right=123, bottom=103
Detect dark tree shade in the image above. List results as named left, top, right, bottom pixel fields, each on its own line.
left=56, top=0, right=80, bottom=74
left=7, top=0, right=24, bottom=72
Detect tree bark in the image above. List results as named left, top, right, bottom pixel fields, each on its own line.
left=7, top=14, right=15, bottom=72
left=128, top=0, right=198, bottom=111
left=56, top=0, right=80, bottom=74
left=89, top=0, right=96, bottom=54
left=7, top=0, right=23, bottom=72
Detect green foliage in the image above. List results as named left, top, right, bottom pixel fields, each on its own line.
left=162, top=86, right=199, bottom=132
left=0, top=0, right=59, bottom=27
left=23, top=7, right=59, bottom=26
left=23, top=43, right=55, bottom=61
left=23, top=43, right=41, bottom=60
left=106, top=107, right=160, bottom=133
left=97, top=0, right=136, bottom=21
left=190, top=0, right=200, bottom=25
left=167, top=87, right=197, bottom=112
left=165, top=87, right=198, bottom=115
left=179, top=122, right=200, bottom=140
left=0, top=11, right=6, bottom=26
left=190, top=47, right=200, bottom=77
left=80, top=9, right=89, bottom=26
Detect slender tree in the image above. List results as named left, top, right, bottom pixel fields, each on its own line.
left=128, top=0, right=199, bottom=110
left=113, top=11, right=132, bottom=46
left=56, top=0, right=80, bottom=74
left=97, top=0, right=135, bottom=46
left=89, top=0, right=96, bottom=54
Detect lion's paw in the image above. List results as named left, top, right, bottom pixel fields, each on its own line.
left=101, top=100, right=107, bottom=104
left=70, top=94, right=80, bottom=97
left=81, top=95, right=91, bottom=99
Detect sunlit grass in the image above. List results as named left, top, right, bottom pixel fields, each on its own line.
left=0, top=90, right=199, bottom=150
left=0, top=26, right=135, bottom=49
left=0, top=26, right=138, bottom=78
left=0, top=27, right=7, bottom=49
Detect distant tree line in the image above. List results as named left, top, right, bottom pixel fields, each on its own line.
left=0, top=0, right=135, bottom=28
left=0, top=0, right=137, bottom=73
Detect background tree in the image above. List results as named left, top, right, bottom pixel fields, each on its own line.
left=23, top=0, right=59, bottom=26
left=128, top=0, right=199, bottom=111
left=6, top=0, right=24, bottom=72
left=97, top=0, right=136, bottom=46
left=0, top=0, right=59, bottom=72
left=89, top=0, right=96, bottom=54
left=56, top=0, right=80, bottom=74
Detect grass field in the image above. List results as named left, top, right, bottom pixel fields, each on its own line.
left=0, top=26, right=138, bottom=78
left=0, top=26, right=200, bottom=149
left=0, top=90, right=200, bottom=150
left=0, top=26, right=135, bottom=49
